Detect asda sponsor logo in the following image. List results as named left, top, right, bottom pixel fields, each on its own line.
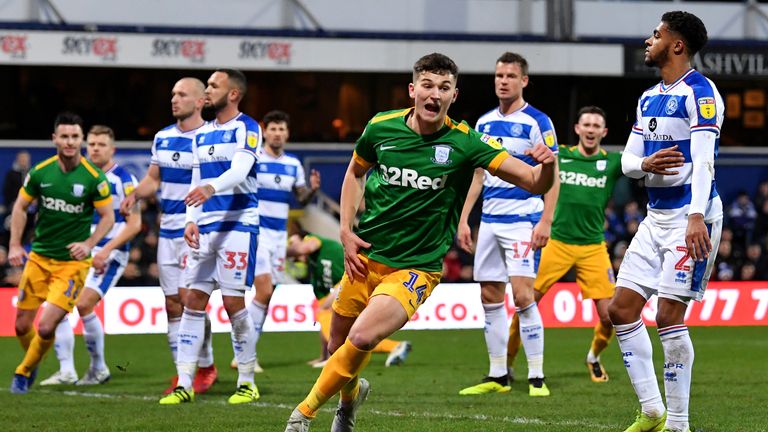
left=41, top=196, right=85, bottom=214
left=560, top=171, right=607, bottom=188
left=379, top=165, right=447, bottom=190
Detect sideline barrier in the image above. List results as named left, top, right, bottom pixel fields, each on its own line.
left=1, top=281, right=766, bottom=336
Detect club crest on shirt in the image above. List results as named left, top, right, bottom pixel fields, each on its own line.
left=596, top=160, right=607, bottom=171
left=510, top=123, right=524, bottom=137
left=223, top=130, right=233, bottom=143
left=72, top=183, right=84, bottom=197
left=431, top=145, right=452, bottom=165
left=665, top=98, right=679, bottom=115
left=697, top=97, right=716, bottom=119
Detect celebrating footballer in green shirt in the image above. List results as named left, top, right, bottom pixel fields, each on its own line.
left=285, top=52, right=556, bottom=432
left=507, top=106, right=624, bottom=384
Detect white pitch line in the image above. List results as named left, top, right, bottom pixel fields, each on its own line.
left=4, top=388, right=617, bottom=430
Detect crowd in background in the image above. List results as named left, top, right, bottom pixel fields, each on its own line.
left=1, top=150, right=767, bottom=288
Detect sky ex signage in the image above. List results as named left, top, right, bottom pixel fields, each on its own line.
left=238, top=40, right=292, bottom=65
left=0, top=34, right=27, bottom=58
left=151, top=38, right=206, bottom=63
left=62, top=35, right=118, bottom=61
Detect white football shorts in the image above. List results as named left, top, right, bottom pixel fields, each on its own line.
left=473, top=221, right=540, bottom=282
left=616, top=217, right=722, bottom=302
left=185, top=230, right=258, bottom=297
left=157, top=236, right=190, bottom=296
left=84, top=248, right=129, bottom=298
left=254, top=227, right=287, bottom=284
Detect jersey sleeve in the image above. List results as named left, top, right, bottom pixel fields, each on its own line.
left=123, top=173, right=138, bottom=197
left=609, top=152, right=624, bottom=180
left=236, top=119, right=262, bottom=158
left=467, top=129, right=509, bottom=175
left=541, top=117, right=559, bottom=152
left=294, top=162, right=307, bottom=189
left=622, top=99, right=647, bottom=178
left=19, top=170, right=38, bottom=201
left=632, top=97, right=644, bottom=137
left=150, top=135, right=159, bottom=165
left=530, top=115, right=559, bottom=153
left=686, top=82, right=722, bottom=135
left=93, top=171, right=113, bottom=208
left=353, top=121, right=376, bottom=170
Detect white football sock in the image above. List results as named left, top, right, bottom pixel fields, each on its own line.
left=176, top=308, right=206, bottom=389
left=230, top=307, right=257, bottom=386
left=615, top=320, right=665, bottom=418
left=517, top=302, right=545, bottom=379
left=482, top=302, right=509, bottom=378
left=167, top=316, right=180, bottom=363
left=82, top=312, right=107, bottom=371
left=197, top=314, right=214, bottom=368
left=248, top=300, right=268, bottom=348
left=659, top=325, right=693, bottom=432
left=587, top=349, right=599, bottom=364
left=54, top=317, right=77, bottom=376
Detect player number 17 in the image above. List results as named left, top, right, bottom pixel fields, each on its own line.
left=511, top=241, right=532, bottom=259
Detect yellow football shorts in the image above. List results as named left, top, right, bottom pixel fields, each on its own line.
left=17, top=251, right=91, bottom=312
left=534, top=239, right=615, bottom=300
left=333, top=254, right=441, bottom=319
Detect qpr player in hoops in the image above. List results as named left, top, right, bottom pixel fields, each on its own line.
left=159, top=69, right=262, bottom=405
left=232, top=110, right=320, bottom=373
left=458, top=52, right=560, bottom=398
left=122, top=77, right=217, bottom=395
left=610, top=11, right=723, bottom=432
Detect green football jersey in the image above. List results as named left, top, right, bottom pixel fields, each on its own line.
left=354, top=108, right=508, bottom=272
left=20, top=155, right=112, bottom=261
left=306, top=233, right=345, bottom=300
left=551, top=145, right=622, bottom=245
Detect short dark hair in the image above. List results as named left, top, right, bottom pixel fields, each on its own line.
left=497, top=52, right=529, bottom=76
left=413, top=53, right=459, bottom=80
left=662, top=11, right=708, bottom=57
left=216, top=68, right=247, bottom=98
left=53, top=111, right=84, bottom=132
left=263, top=110, right=290, bottom=128
left=576, top=106, right=607, bottom=124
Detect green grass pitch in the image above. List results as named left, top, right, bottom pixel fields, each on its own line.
left=1, top=327, right=766, bottom=431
